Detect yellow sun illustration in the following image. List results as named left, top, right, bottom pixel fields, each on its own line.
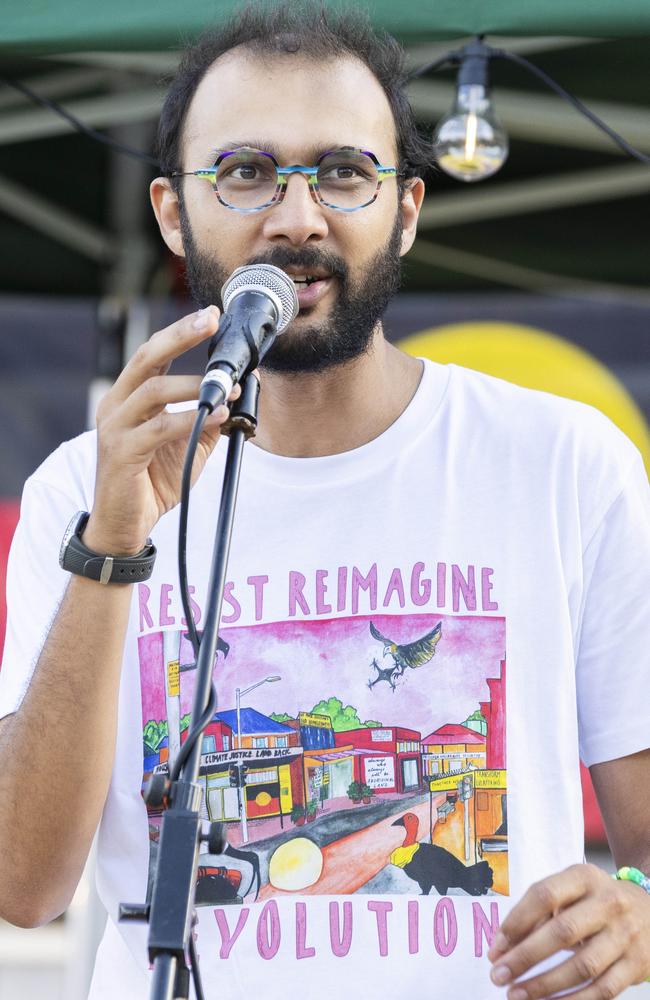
left=268, top=837, right=324, bottom=891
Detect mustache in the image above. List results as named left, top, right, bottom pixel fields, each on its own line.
left=245, top=245, right=348, bottom=280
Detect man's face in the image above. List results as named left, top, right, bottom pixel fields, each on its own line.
left=157, top=50, right=422, bottom=373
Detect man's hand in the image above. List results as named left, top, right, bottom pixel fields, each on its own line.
left=85, top=305, right=239, bottom=555
left=488, top=863, right=650, bottom=998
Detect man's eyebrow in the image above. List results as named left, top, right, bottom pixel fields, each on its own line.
left=204, top=140, right=360, bottom=163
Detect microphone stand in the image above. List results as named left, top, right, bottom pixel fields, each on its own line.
left=119, top=374, right=261, bottom=1000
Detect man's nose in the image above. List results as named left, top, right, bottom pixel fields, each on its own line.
left=261, top=172, right=329, bottom=245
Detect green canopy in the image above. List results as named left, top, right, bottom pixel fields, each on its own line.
left=3, top=0, right=650, bottom=54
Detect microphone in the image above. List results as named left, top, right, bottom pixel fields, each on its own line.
left=198, top=264, right=299, bottom=411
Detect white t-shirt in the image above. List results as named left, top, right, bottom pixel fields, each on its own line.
left=2, top=359, right=650, bottom=999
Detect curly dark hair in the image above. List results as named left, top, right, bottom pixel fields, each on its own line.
left=157, top=0, right=433, bottom=185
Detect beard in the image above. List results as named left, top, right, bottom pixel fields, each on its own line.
left=179, top=205, right=404, bottom=374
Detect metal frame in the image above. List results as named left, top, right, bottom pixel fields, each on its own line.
left=0, top=38, right=647, bottom=289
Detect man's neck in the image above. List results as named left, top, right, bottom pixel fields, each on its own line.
left=252, top=332, right=424, bottom=458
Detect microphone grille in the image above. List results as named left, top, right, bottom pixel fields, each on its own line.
left=221, top=264, right=299, bottom=333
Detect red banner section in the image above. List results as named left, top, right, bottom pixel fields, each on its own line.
left=0, top=500, right=19, bottom=658
left=581, top=765, right=606, bottom=845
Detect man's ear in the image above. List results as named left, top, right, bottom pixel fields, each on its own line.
left=150, top=177, right=185, bottom=257
left=399, top=177, right=425, bottom=256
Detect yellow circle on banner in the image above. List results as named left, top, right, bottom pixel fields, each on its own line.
left=398, top=321, right=650, bottom=473
left=268, top=837, right=324, bottom=891
left=255, top=791, right=272, bottom=807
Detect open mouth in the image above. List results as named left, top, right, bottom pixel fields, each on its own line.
left=279, top=268, right=335, bottom=308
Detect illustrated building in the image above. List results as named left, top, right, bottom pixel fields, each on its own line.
left=421, top=723, right=487, bottom=778
left=424, top=658, right=508, bottom=894
left=334, top=726, right=422, bottom=793
left=185, top=708, right=304, bottom=825
left=295, top=712, right=355, bottom=805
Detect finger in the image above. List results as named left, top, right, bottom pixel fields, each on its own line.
left=535, top=957, right=635, bottom=1000
left=127, top=404, right=230, bottom=460
left=504, top=929, right=624, bottom=1000
left=490, top=896, right=613, bottom=987
left=489, top=865, right=600, bottom=960
left=115, top=374, right=241, bottom=430
left=108, top=374, right=207, bottom=428
left=109, top=306, right=221, bottom=406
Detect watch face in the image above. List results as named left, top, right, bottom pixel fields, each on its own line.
left=59, top=511, right=88, bottom=567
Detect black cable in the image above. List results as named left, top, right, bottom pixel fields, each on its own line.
left=173, top=402, right=225, bottom=784
left=490, top=48, right=650, bottom=166
left=407, top=52, right=459, bottom=81
left=174, top=402, right=230, bottom=998
left=178, top=405, right=209, bottom=659
left=189, top=922, right=206, bottom=1000
left=0, top=75, right=161, bottom=167
left=170, top=681, right=218, bottom=783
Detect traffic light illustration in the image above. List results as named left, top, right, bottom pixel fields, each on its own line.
left=228, top=762, right=248, bottom=787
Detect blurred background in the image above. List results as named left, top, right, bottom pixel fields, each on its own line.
left=0, top=1, right=649, bottom=996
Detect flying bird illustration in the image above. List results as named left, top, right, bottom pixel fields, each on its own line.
left=369, top=620, right=442, bottom=676
left=390, top=812, right=493, bottom=896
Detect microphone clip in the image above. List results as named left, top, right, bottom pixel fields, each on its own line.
left=221, top=372, right=261, bottom=440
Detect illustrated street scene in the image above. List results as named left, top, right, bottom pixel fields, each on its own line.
left=138, top=613, right=508, bottom=901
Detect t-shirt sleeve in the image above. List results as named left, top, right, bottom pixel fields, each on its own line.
left=576, top=450, right=650, bottom=767
left=0, top=474, right=83, bottom=719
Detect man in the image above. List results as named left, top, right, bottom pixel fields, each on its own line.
left=1, top=5, right=649, bottom=999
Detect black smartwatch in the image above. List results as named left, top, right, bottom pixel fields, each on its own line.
left=59, top=511, right=157, bottom=584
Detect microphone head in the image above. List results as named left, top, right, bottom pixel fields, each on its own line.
left=221, top=264, right=299, bottom=334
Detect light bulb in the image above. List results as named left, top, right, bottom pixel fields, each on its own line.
left=433, top=82, right=509, bottom=182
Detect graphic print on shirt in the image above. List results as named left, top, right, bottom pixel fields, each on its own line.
left=139, top=612, right=507, bottom=906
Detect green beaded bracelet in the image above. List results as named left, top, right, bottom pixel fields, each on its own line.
left=613, top=865, right=650, bottom=895
left=613, top=868, right=650, bottom=983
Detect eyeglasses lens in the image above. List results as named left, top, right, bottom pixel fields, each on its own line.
left=215, top=151, right=277, bottom=210
left=317, top=151, right=379, bottom=209
left=215, top=149, right=379, bottom=210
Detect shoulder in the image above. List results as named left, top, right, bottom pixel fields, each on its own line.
left=439, top=362, right=645, bottom=527
left=444, top=362, right=641, bottom=468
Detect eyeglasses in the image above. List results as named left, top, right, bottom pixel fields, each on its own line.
left=171, top=146, right=400, bottom=213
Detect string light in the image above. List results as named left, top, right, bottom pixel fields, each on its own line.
left=431, top=38, right=508, bottom=182
left=409, top=36, right=650, bottom=183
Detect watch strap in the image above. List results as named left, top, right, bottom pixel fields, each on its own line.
left=60, top=512, right=156, bottom=584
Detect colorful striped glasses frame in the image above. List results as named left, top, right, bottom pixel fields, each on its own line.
left=172, top=147, right=400, bottom=213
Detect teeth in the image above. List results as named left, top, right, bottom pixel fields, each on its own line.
left=289, top=274, right=330, bottom=290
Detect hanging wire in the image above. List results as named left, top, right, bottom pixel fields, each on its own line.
left=3, top=47, right=648, bottom=170
left=0, top=75, right=161, bottom=167
left=406, top=52, right=459, bottom=81
left=407, top=38, right=650, bottom=168
left=489, top=48, right=650, bottom=165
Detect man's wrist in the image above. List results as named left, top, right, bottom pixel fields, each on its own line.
left=612, top=867, right=650, bottom=982
left=81, top=519, right=150, bottom=558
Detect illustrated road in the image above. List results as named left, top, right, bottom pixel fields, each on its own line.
left=257, top=793, right=446, bottom=897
